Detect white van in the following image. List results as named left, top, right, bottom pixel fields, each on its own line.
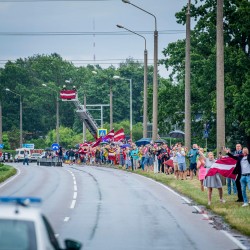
left=14, top=148, right=31, bottom=162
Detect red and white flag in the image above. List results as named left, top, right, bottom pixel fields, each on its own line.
left=60, top=90, right=76, bottom=100
left=206, top=157, right=237, bottom=180
left=91, top=137, right=102, bottom=147
left=114, top=128, right=125, bottom=142
left=103, top=129, right=114, bottom=141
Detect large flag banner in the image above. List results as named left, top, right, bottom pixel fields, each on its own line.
left=114, top=128, right=125, bottom=142
left=91, top=137, right=102, bottom=147
left=60, top=90, right=76, bottom=100
left=103, top=129, right=114, bottom=141
left=206, top=157, right=237, bottom=180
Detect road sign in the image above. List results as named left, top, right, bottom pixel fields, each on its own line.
left=22, top=144, right=34, bottom=149
left=51, top=143, right=59, bottom=151
left=203, top=130, right=209, bottom=139
left=97, top=129, right=107, bottom=138
left=0, top=144, right=4, bottom=149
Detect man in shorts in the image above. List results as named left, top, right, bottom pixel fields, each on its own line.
left=176, top=144, right=187, bottom=180
left=188, top=144, right=199, bottom=180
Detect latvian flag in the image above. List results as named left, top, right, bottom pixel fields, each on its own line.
left=103, top=129, right=114, bottom=141
left=114, top=128, right=125, bottom=142
left=206, top=157, right=237, bottom=180
left=60, top=90, right=76, bottom=100
left=91, top=137, right=102, bottom=147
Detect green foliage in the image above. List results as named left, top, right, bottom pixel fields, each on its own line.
left=160, top=0, right=250, bottom=148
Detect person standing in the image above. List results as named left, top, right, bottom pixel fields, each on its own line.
left=176, top=144, right=187, bottom=180
left=188, top=144, right=199, bottom=180
left=23, top=150, right=29, bottom=166
left=197, top=148, right=206, bottom=191
left=226, top=147, right=250, bottom=207
left=199, top=150, right=225, bottom=205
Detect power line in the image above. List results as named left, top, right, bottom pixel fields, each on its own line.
left=0, top=30, right=185, bottom=36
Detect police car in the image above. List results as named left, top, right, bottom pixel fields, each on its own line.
left=0, top=197, right=82, bottom=250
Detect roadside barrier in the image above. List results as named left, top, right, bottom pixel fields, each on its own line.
left=37, top=158, right=62, bottom=167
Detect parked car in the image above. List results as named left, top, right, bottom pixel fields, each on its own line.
left=0, top=197, right=82, bottom=250
left=37, top=151, right=47, bottom=159
left=30, top=153, right=42, bottom=162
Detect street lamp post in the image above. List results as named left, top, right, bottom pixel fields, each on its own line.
left=122, top=0, right=158, bottom=141
left=113, top=76, right=133, bottom=140
left=116, top=24, right=148, bottom=138
left=42, top=84, right=59, bottom=144
left=5, top=88, right=22, bottom=147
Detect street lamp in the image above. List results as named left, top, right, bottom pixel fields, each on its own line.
left=113, top=76, right=133, bottom=140
left=5, top=88, right=22, bottom=148
left=116, top=24, right=148, bottom=138
left=122, top=0, right=158, bottom=141
left=42, top=84, right=60, bottom=144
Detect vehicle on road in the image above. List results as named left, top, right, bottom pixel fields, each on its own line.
left=0, top=197, right=82, bottom=250
left=14, top=148, right=31, bottom=162
left=30, top=153, right=42, bottom=162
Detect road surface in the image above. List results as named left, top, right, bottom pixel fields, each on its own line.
left=0, top=163, right=249, bottom=250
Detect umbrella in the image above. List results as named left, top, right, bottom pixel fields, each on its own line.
left=120, top=144, right=131, bottom=148
left=135, top=138, right=151, bottom=147
left=100, top=141, right=109, bottom=145
left=169, top=130, right=185, bottom=139
left=154, top=139, right=166, bottom=144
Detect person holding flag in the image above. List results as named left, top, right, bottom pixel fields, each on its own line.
left=225, top=147, right=250, bottom=207
left=199, top=150, right=225, bottom=206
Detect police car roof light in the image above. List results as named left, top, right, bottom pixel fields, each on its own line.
left=0, top=197, right=42, bottom=206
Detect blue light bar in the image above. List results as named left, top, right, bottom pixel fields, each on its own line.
left=0, top=197, right=42, bottom=205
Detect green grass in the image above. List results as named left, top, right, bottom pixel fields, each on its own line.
left=0, top=163, right=17, bottom=183
left=113, top=165, right=250, bottom=236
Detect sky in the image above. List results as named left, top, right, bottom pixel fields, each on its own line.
left=0, top=0, right=188, bottom=77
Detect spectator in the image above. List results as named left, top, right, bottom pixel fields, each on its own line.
left=23, top=150, right=29, bottom=166
left=197, top=148, right=206, bottom=191
left=188, top=144, right=199, bottom=180
left=199, top=150, right=225, bottom=206
left=226, top=147, right=250, bottom=207
left=131, top=145, right=139, bottom=171
left=176, top=144, right=187, bottom=180
left=68, top=148, right=75, bottom=165
left=172, top=146, right=179, bottom=180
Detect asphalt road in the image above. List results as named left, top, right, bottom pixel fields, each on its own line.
left=0, top=163, right=248, bottom=250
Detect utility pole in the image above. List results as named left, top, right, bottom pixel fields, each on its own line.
left=216, top=0, right=225, bottom=155
left=0, top=101, right=2, bottom=145
left=185, top=0, right=191, bottom=149
left=83, top=94, right=86, bottom=142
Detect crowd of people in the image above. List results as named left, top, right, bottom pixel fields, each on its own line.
left=41, top=140, right=250, bottom=207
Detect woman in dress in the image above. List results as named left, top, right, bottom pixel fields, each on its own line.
left=199, top=150, right=225, bottom=205
left=197, top=148, right=206, bottom=191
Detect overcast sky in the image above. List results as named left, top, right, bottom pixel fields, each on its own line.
left=0, top=0, right=188, bottom=77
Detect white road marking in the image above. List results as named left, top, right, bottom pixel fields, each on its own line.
left=135, top=172, right=248, bottom=250
left=221, top=230, right=248, bottom=250
left=70, top=199, right=76, bottom=209
left=74, top=185, right=77, bottom=191
left=64, top=217, right=70, bottom=222
left=0, top=166, right=21, bottom=189
left=73, top=191, right=77, bottom=199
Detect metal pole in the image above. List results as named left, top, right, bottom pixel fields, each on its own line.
left=143, top=48, right=148, bottom=138
left=216, top=0, right=225, bottom=155
left=116, top=24, right=148, bottom=138
left=0, top=101, right=2, bottom=144
left=185, top=0, right=191, bottom=149
left=56, top=94, right=59, bottom=144
left=83, top=94, right=86, bottom=142
left=101, top=105, right=103, bottom=128
left=130, top=79, right=133, bottom=141
left=110, top=83, right=113, bottom=131
left=121, top=1, right=157, bottom=140
left=20, top=96, right=23, bottom=148
left=152, top=29, right=158, bottom=141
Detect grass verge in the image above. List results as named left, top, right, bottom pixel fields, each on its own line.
left=113, top=165, right=250, bottom=236
left=0, top=163, right=17, bottom=183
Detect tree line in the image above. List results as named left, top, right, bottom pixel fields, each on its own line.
left=0, top=0, right=249, bottom=150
